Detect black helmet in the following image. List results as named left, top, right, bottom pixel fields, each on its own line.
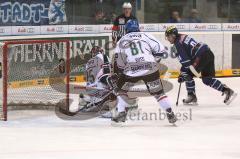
left=165, top=26, right=178, bottom=37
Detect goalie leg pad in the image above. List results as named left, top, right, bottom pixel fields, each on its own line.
left=116, top=94, right=129, bottom=112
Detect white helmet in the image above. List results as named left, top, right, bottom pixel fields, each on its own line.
left=122, top=2, right=132, bottom=9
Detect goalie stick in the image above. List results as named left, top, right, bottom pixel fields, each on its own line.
left=55, top=90, right=116, bottom=119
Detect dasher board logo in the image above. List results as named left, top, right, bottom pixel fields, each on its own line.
left=140, top=24, right=158, bottom=32
left=12, top=26, right=40, bottom=35
left=99, top=25, right=112, bottom=33
left=222, top=23, right=240, bottom=31
left=0, top=26, right=11, bottom=35
left=70, top=36, right=109, bottom=76
left=69, top=25, right=97, bottom=33
left=159, top=23, right=189, bottom=31
left=0, top=0, right=67, bottom=26
left=41, top=25, right=68, bottom=34
left=190, top=23, right=221, bottom=31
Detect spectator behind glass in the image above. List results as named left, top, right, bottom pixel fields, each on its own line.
left=109, top=12, right=117, bottom=24
left=229, top=18, right=240, bottom=23
left=185, top=9, right=202, bottom=23
left=167, top=11, right=182, bottom=23
left=95, top=10, right=109, bottom=24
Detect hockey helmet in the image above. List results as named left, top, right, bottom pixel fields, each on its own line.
left=125, top=19, right=140, bottom=33
left=90, top=46, right=104, bottom=57
left=165, top=26, right=179, bottom=37
left=122, top=2, right=132, bottom=9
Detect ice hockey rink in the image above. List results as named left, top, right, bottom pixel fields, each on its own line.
left=0, top=77, right=239, bottom=159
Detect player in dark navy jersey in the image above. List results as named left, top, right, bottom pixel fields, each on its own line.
left=165, top=26, right=237, bottom=105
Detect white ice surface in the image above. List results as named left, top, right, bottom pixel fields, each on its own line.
left=0, top=78, right=240, bottom=159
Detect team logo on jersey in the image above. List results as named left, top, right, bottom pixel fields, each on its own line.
left=119, top=18, right=125, bottom=24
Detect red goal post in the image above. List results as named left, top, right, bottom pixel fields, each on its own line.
left=0, top=39, right=71, bottom=121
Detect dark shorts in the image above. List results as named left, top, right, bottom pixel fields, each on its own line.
left=195, top=50, right=215, bottom=78
left=117, top=71, right=164, bottom=95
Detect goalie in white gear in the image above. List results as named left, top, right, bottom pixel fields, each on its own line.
left=112, top=19, right=177, bottom=124
left=78, top=46, right=116, bottom=113
left=79, top=46, right=138, bottom=118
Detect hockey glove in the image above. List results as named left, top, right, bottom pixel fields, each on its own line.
left=178, top=75, right=185, bottom=83
left=178, top=72, right=192, bottom=83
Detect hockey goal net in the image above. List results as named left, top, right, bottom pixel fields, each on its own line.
left=0, top=40, right=70, bottom=121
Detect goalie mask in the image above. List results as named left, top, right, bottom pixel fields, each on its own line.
left=90, top=46, right=104, bottom=58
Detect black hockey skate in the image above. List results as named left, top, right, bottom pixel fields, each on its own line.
left=166, top=108, right=177, bottom=124
left=222, top=85, right=237, bottom=105
left=183, top=92, right=198, bottom=105
left=111, top=111, right=127, bottom=123
left=126, top=103, right=139, bottom=112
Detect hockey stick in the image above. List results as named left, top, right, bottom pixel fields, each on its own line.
left=73, top=79, right=174, bottom=97
left=176, top=83, right=182, bottom=106
left=59, top=91, right=117, bottom=119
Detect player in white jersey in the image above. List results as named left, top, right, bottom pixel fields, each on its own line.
left=111, top=19, right=177, bottom=124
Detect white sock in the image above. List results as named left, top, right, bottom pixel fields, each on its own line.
left=117, top=96, right=128, bottom=112
left=156, top=96, right=171, bottom=110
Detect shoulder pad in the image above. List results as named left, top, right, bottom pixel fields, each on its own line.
left=183, top=36, right=191, bottom=45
